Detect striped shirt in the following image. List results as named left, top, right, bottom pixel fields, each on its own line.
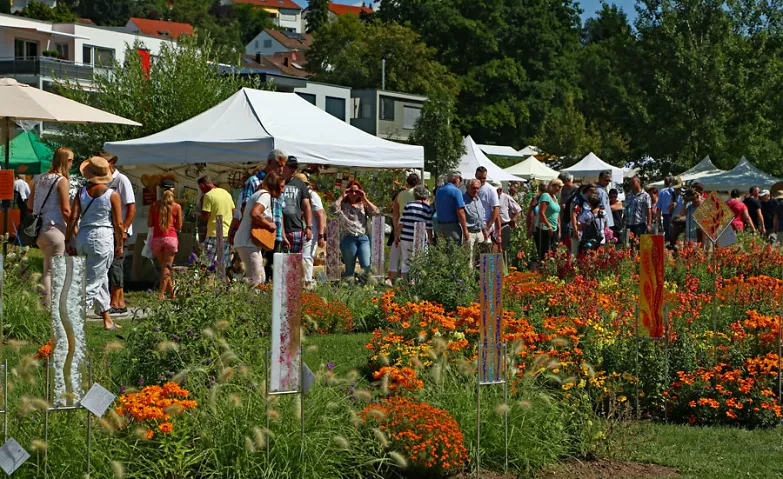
left=399, top=201, right=433, bottom=242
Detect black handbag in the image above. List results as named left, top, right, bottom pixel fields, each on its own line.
left=19, top=176, right=60, bottom=247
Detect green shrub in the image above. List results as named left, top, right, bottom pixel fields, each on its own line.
left=405, top=241, right=479, bottom=311
left=2, top=247, right=50, bottom=342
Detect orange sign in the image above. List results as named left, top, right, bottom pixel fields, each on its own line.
left=0, top=170, right=14, bottom=200
left=693, top=191, right=734, bottom=243
left=639, top=235, right=665, bottom=338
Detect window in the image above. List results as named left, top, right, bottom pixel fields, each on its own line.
left=255, top=40, right=259, bottom=48
left=379, top=96, right=395, bottom=121
left=325, top=96, right=346, bottom=121
left=403, top=106, right=421, bottom=130
left=263, top=39, right=272, bottom=49
left=280, top=13, right=297, bottom=22
left=14, top=39, right=38, bottom=60
left=82, top=46, right=115, bottom=67
left=296, top=92, right=316, bottom=105
left=359, top=99, right=372, bottom=119
left=55, top=43, right=69, bottom=60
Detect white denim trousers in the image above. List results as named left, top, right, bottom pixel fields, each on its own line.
left=76, top=226, right=114, bottom=314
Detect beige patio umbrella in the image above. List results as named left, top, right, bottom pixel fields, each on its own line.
left=0, top=78, right=141, bottom=252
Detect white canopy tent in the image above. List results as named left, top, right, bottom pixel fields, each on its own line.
left=650, top=156, right=725, bottom=187
left=104, top=88, right=423, bottom=169
left=478, top=144, right=528, bottom=158
left=518, top=145, right=541, bottom=156
left=698, top=157, right=780, bottom=191
left=562, top=152, right=623, bottom=177
left=458, top=136, right=523, bottom=182
left=503, top=155, right=559, bottom=181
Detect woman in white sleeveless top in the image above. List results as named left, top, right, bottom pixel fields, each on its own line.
left=64, top=157, right=124, bottom=330
left=27, top=147, right=73, bottom=304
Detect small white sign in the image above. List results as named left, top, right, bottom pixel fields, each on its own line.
left=302, top=363, right=316, bottom=394
left=80, top=383, right=116, bottom=417
left=717, top=226, right=737, bottom=248
left=0, top=438, right=30, bottom=476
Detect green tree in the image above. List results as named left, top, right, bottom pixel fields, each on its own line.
left=306, top=0, right=330, bottom=34
left=307, top=15, right=457, bottom=96
left=0, top=0, right=12, bottom=14
left=55, top=35, right=259, bottom=157
left=20, top=1, right=77, bottom=22
left=409, top=92, right=465, bottom=179
left=77, top=0, right=133, bottom=25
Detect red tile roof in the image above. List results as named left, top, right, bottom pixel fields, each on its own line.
left=232, top=0, right=302, bottom=11
left=128, top=18, right=194, bottom=40
left=243, top=52, right=310, bottom=78
left=328, top=3, right=373, bottom=16
left=264, top=28, right=312, bottom=50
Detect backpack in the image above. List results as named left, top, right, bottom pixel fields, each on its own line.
left=579, top=212, right=604, bottom=252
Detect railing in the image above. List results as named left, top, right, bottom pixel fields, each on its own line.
left=0, top=57, right=96, bottom=81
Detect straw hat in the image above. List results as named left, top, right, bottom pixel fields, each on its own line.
left=775, top=190, right=783, bottom=200
left=80, top=156, right=113, bottom=184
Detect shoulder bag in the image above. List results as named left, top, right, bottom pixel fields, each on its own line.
left=19, top=176, right=60, bottom=247
left=250, top=192, right=276, bottom=251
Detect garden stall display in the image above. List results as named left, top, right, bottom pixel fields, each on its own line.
left=503, top=155, right=559, bottom=181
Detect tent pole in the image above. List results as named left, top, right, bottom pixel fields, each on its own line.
left=3, top=117, right=10, bottom=257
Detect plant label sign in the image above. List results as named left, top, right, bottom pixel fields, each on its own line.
left=0, top=438, right=29, bottom=476
left=412, top=222, right=427, bottom=254
left=51, top=256, right=87, bottom=406
left=81, top=383, right=116, bottom=417
left=693, top=191, right=734, bottom=243
left=479, top=254, right=505, bottom=385
left=270, top=253, right=302, bottom=394
left=370, top=216, right=385, bottom=275
left=639, top=235, right=665, bottom=338
left=326, top=218, right=341, bottom=280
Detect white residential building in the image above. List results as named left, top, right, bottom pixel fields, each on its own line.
left=246, top=28, right=311, bottom=58
left=294, top=82, right=351, bottom=123
left=222, top=0, right=303, bottom=33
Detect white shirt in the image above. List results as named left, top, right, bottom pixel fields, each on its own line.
left=310, top=190, right=324, bottom=238
left=478, top=182, right=500, bottom=227
left=14, top=179, right=30, bottom=201
left=110, top=169, right=136, bottom=236
left=235, top=189, right=274, bottom=249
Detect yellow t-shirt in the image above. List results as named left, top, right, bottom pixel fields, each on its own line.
left=202, top=187, right=235, bottom=238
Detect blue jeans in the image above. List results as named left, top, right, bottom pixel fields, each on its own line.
left=340, top=235, right=371, bottom=278
left=662, top=215, right=672, bottom=242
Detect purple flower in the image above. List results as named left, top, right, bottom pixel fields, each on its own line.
left=327, top=363, right=336, bottom=371
left=186, top=329, right=194, bottom=336
left=207, top=263, right=216, bottom=272
left=172, top=334, right=181, bottom=342
left=153, top=327, right=160, bottom=333
left=187, top=253, right=198, bottom=265
left=146, top=289, right=154, bottom=294
left=119, top=385, right=126, bottom=394
left=137, top=376, right=145, bottom=386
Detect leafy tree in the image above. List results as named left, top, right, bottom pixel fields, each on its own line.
left=0, top=0, right=11, bottom=14
left=306, top=0, right=330, bottom=33
left=307, top=15, right=457, bottom=96
left=20, top=1, right=77, bottom=22
left=55, top=35, right=259, bottom=157
left=409, top=92, right=465, bottom=179
left=77, top=0, right=134, bottom=26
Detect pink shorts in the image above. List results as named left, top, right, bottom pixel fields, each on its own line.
left=151, top=236, right=178, bottom=256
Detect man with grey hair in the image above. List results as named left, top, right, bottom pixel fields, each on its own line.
left=434, top=170, right=469, bottom=243
left=463, top=179, right=488, bottom=265
left=596, top=170, right=615, bottom=229
left=396, top=185, right=434, bottom=277
left=626, top=176, right=652, bottom=239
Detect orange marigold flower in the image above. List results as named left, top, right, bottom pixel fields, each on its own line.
left=158, top=422, right=174, bottom=434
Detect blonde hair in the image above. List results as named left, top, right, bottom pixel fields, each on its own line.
left=548, top=178, right=564, bottom=189
left=157, top=189, right=175, bottom=232
left=50, top=147, right=73, bottom=178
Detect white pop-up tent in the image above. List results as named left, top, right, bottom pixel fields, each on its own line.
left=562, top=152, right=623, bottom=177
left=458, top=136, right=523, bottom=182
left=478, top=144, right=528, bottom=158
left=650, top=156, right=725, bottom=187
left=698, top=157, right=781, bottom=191
left=518, top=145, right=541, bottom=156
left=104, top=88, right=423, bottom=169
left=503, top=155, right=559, bottom=181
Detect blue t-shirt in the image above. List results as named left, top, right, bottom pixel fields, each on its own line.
left=657, top=187, right=674, bottom=215
left=435, top=183, right=465, bottom=223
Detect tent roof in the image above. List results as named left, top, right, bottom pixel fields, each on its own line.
left=0, top=131, right=54, bottom=175
left=104, top=88, right=423, bottom=169
left=503, top=155, right=558, bottom=180
left=680, top=155, right=724, bottom=179
left=562, top=152, right=623, bottom=176
left=478, top=144, right=528, bottom=158
left=458, top=136, right=523, bottom=182
left=699, top=157, right=781, bottom=191
left=518, top=145, right=540, bottom=156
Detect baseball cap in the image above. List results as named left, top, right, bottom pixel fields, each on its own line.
left=760, top=189, right=771, bottom=197
left=161, top=179, right=176, bottom=189
left=286, top=156, right=299, bottom=169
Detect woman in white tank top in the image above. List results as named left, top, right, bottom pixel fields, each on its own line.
left=27, top=147, right=73, bottom=305
left=64, top=157, right=124, bottom=330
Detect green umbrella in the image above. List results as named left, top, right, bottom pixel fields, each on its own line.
left=0, top=131, right=55, bottom=175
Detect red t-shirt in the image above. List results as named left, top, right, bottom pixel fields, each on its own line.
left=726, top=198, right=747, bottom=231
left=151, top=203, right=179, bottom=238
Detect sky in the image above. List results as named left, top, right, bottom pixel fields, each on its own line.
left=292, top=0, right=640, bottom=26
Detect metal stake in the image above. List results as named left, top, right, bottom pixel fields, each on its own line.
left=634, top=306, right=640, bottom=420
left=664, top=305, right=670, bottom=421
left=44, top=361, right=49, bottom=478
left=2, top=359, right=7, bottom=442
left=265, top=346, right=270, bottom=458
left=712, top=244, right=718, bottom=365
left=299, top=344, right=305, bottom=470
left=86, top=356, right=93, bottom=476
left=475, top=343, right=481, bottom=479
left=503, top=343, right=509, bottom=475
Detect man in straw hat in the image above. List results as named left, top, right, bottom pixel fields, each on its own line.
left=99, top=152, right=136, bottom=315
left=65, top=156, right=124, bottom=330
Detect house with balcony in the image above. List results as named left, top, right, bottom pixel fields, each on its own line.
left=222, top=0, right=303, bottom=33
left=351, top=90, right=427, bottom=141
left=124, top=18, right=194, bottom=40
left=246, top=27, right=311, bottom=58
left=303, top=1, right=373, bottom=31
left=0, top=13, right=180, bottom=90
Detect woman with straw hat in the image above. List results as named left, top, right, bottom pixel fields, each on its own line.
left=65, top=156, right=124, bottom=330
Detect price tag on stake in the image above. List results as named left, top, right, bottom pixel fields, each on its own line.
left=80, top=383, right=116, bottom=417
left=0, top=438, right=30, bottom=476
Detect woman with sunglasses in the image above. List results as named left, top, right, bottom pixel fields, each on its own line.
left=332, top=180, right=379, bottom=280
left=535, top=178, right=563, bottom=261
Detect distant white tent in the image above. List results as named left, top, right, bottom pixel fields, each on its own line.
left=518, top=145, right=541, bottom=156
left=650, top=156, right=725, bottom=187
left=698, top=157, right=780, bottom=191
left=562, top=152, right=623, bottom=177
left=478, top=144, right=528, bottom=158
left=503, top=155, right=559, bottom=181
left=458, top=136, right=523, bottom=182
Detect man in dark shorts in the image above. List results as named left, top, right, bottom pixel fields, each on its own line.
left=102, top=152, right=136, bottom=315
left=744, top=186, right=764, bottom=234
left=280, top=157, right=313, bottom=254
